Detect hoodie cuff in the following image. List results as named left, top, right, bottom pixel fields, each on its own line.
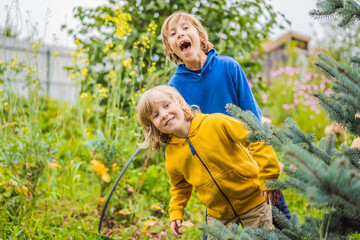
left=169, top=209, right=184, bottom=222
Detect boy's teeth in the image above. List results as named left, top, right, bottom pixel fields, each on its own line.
left=166, top=117, right=174, bottom=126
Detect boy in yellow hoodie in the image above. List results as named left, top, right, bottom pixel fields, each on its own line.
left=137, top=85, right=280, bottom=239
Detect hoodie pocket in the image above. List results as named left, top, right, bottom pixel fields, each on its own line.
left=217, top=169, right=258, bottom=204
left=193, top=181, right=229, bottom=215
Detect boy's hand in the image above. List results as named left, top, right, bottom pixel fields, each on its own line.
left=170, top=219, right=183, bottom=238
left=261, top=190, right=281, bottom=205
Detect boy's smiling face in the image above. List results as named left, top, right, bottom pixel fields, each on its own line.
left=167, top=17, right=206, bottom=69
left=150, top=91, right=190, bottom=138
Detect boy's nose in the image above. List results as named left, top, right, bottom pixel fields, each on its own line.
left=177, top=31, right=185, bottom=38
left=160, top=110, right=168, bottom=119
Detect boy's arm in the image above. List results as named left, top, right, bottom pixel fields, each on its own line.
left=247, top=141, right=280, bottom=190
left=231, top=61, right=262, bottom=122
left=219, top=115, right=280, bottom=190
left=168, top=172, right=193, bottom=222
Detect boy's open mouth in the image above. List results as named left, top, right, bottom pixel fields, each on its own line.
left=179, top=40, right=191, bottom=53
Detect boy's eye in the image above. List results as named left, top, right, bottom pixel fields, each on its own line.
left=170, top=32, right=175, bottom=36
left=153, top=113, right=159, bottom=119
left=165, top=103, right=170, bottom=108
left=184, top=26, right=189, bottom=30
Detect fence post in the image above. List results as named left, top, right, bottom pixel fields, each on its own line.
left=46, top=48, right=51, bottom=96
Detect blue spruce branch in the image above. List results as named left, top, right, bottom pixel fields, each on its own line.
left=281, top=144, right=328, bottom=188
left=309, top=0, right=344, bottom=19
left=314, top=60, right=337, bottom=79
left=324, top=132, right=338, bottom=156
left=351, top=56, right=360, bottom=69
left=337, top=0, right=360, bottom=28
left=334, top=94, right=359, bottom=113
left=341, top=144, right=360, bottom=168
left=313, top=91, right=360, bottom=135
left=310, top=0, right=360, bottom=28
left=334, top=65, right=360, bottom=97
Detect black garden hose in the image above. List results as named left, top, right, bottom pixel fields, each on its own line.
left=98, top=147, right=142, bottom=237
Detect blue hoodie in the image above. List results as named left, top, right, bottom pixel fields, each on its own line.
left=168, top=49, right=262, bottom=121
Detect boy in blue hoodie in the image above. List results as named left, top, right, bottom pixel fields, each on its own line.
left=161, top=11, right=262, bottom=121
left=160, top=11, right=291, bottom=233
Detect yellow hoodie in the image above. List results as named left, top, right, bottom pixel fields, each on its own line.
left=165, top=112, right=280, bottom=221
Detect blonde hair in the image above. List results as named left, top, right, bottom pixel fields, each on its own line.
left=137, top=85, right=198, bottom=151
left=161, top=11, right=213, bottom=64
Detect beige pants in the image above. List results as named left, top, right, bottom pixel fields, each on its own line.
left=206, top=202, right=273, bottom=240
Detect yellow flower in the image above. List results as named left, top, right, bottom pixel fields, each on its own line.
left=0, top=89, right=3, bottom=93
left=147, top=66, right=156, bottom=73
left=21, top=186, right=29, bottom=196
left=53, top=35, right=59, bottom=42
left=112, top=163, right=119, bottom=171
left=112, top=8, right=132, bottom=38
left=9, top=55, right=19, bottom=70
left=103, top=14, right=113, bottom=24
left=32, top=42, right=41, bottom=53
left=15, top=187, right=21, bottom=193
left=80, top=92, right=89, bottom=99
left=97, top=197, right=106, bottom=206
left=52, top=51, right=58, bottom=56
left=0, top=61, right=4, bottom=66
left=80, top=68, right=88, bottom=77
left=49, top=160, right=61, bottom=169
left=118, top=208, right=133, bottom=216
left=75, top=39, right=81, bottom=45
left=141, top=88, right=145, bottom=92
left=108, top=70, right=117, bottom=81
left=99, top=87, right=109, bottom=98
left=103, top=46, right=110, bottom=53
left=123, top=57, right=132, bottom=67
left=108, top=52, right=117, bottom=58
left=79, top=58, right=89, bottom=65
left=148, top=22, right=158, bottom=33
left=4, top=184, right=12, bottom=192
left=115, top=44, right=123, bottom=52
left=70, top=135, right=75, bottom=146
left=90, top=160, right=110, bottom=182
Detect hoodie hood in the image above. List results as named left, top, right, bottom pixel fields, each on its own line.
left=173, top=49, right=218, bottom=81
left=169, top=112, right=207, bottom=144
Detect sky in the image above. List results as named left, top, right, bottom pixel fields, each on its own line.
left=0, top=0, right=324, bottom=48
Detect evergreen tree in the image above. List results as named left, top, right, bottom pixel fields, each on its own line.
left=202, top=0, right=360, bottom=239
